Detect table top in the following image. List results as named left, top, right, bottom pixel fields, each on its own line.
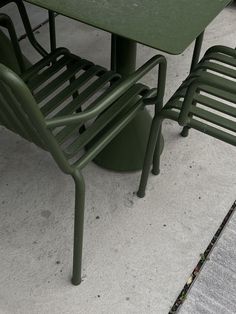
left=25, top=0, right=231, bottom=55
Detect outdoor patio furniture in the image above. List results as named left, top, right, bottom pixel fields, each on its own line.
left=0, top=0, right=233, bottom=286
left=0, top=0, right=48, bottom=57
left=22, top=0, right=231, bottom=172
left=0, top=0, right=50, bottom=75
left=0, top=13, right=166, bottom=285
left=138, top=45, right=236, bottom=197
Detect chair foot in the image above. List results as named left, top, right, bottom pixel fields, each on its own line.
left=71, top=277, right=82, bottom=286
left=180, top=126, right=190, bottom=137
left=152, top=168, right=160, bottom=175
left=137, top=190, right=145, bottom=198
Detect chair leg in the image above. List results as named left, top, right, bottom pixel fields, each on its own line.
left=137, top=116, right=162, bottom=198
left=71, top=170, right=85, bottom=286
left=180, top=32, right=204, bottom=138
left=152, top=122, right=162, bottom=175
left=181, top=125, right=190, bottom=137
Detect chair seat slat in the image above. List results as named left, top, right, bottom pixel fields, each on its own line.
left=40, top=65, right=106, bottom=116
left=34, top=59, right=92, bottom=103
left=27, top=55, right=75, bottom=90
left=64, top=84, right=148, bottom=158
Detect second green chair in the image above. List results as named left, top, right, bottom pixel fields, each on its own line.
left=138, top=45, right=236, bottom=197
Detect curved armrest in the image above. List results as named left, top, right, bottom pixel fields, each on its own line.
left=204, top=45, right=236, bottom=59
left=46, top=55, right=167, bottom=128
left=178, top=71, right=236, bottom=126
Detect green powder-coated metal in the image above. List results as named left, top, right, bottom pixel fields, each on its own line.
left=112, top=36, right=137, bottom=75
left=138, top=45, right=236, bottom=198
left=24, top=0, right=231, bottom=54
left=23, top=0, right=230, bottom=171
left=161, top=45, right=236, bottom=146
left=0, top=30, right=22, bottom=74
left=94, top=35, right=164, bottom=171
left=48, top=10, right=56, bottom=52
left=181, top=31, right=205, bottom=137
left=94, top=109, right=155, bottom=172
left=0, top=9, right=167, bottom=283
left=1, top=0, right=48, bottom=57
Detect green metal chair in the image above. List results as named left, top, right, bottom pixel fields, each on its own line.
left=0, top=0, right=48, bottom=57
left=0, top=0, right=57, bottom=54
left=0, top=13, right=167, bottom=285
left=138, top=45, right=236, bottom=197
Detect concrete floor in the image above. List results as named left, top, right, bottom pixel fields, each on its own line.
left=180, top=207, right=236, bottom=314
left=0, top=3, right=235, bottom=314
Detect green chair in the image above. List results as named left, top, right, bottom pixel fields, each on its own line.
left=138, top=45, right=236, bottom=197
left=0, top=13, right=167, bottom=285
left=0, top=0, right=48, bottom=57
left=0, top=0, right=57, bottom=55
left=0, top=0, right=49, bottom=74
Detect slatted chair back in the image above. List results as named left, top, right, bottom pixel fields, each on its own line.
left=163, top=45, right=236, bottom=146
left=0, top=0, right=48, bottom=60
left=137, top=45, right=236, bottom=200
left=0, top=63, right=72, bottom=173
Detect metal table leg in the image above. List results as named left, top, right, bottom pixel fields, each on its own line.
left=94, top=35, right=163, bottom=172
left=48, top=10, right=56, bottom=52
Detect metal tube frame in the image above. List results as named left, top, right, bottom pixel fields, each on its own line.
left=48, top=10, right=56, bottom=52
left=0, top=13, right=25, bottom=72
left=181, top=30, right=205, bottom=137
left=0, top=0, right=48, bottom=57
left=137, top=56, right=167, bottom=198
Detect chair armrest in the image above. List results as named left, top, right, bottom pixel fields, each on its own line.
left=203, top=45, right=236, bottom=59
left=45, top=55, right=166, bottom=128
left=178, top=71, right=236, bottom=126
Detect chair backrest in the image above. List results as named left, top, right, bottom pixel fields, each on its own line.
left=0, top=0, right=48, bottom=58
left=0, top=13, right=26, bottom=74
left=0, top=63, right=72, bottom=174
left=0, top=30, right=22, bottom=75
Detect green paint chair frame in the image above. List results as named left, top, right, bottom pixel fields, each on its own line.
left=0, top=0, right=48, bottom=57
left=137, top=45, right=236, bottom=197
left=0, top=12, right=167, bottom=285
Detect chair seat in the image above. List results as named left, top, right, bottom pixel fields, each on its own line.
left=21, top=48, right=151, bottom=168
left=161, top=46, right=236, bottom=145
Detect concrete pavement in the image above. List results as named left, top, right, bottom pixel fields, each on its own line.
left=0, top=2, right=235, bottom=313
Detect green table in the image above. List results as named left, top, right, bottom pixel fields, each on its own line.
left=23, top=0, right=230, bottom=171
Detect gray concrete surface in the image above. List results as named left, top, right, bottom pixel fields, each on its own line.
left=0, top=3, right=235, bottom=314
left=180, top=209, right=236, bottom=314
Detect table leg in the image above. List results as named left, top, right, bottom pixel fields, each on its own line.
left=110, top=35, right=137, bottom=75
left=48, top=10, right=56, bottom=52
left=94, top=35, right=163, bottom=172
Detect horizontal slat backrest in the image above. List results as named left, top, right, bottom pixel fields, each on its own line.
left=190, top=48, right=236, bottom=145
left=162, top=46, right=236, bottom=146
left=0, top=63, right=71, bottom=174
